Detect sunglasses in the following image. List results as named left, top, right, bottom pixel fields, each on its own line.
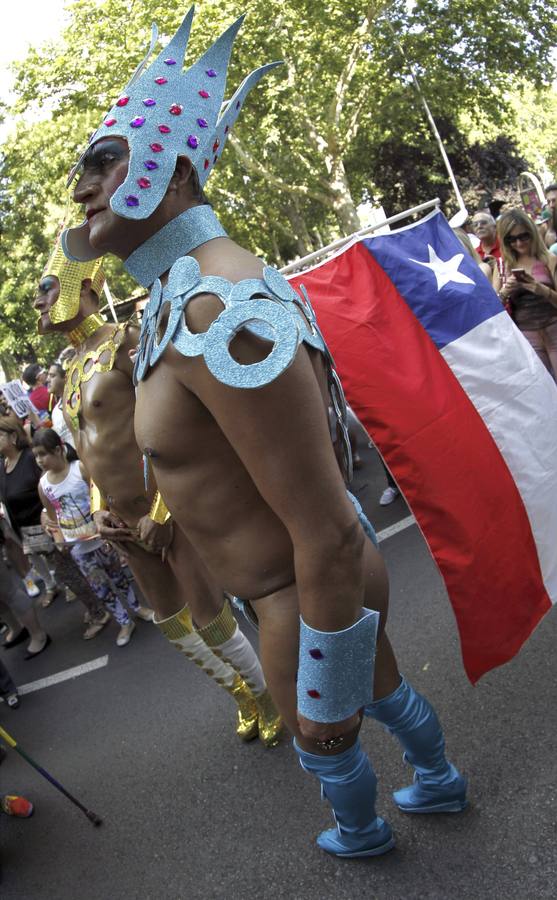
left=505, top=232, right=531, bottom=245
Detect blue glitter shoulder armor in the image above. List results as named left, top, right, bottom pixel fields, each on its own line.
left=133, top=255, right=330, bottom=388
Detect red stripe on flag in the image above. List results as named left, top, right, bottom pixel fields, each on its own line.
left=289, top=242, right=551, bottom=683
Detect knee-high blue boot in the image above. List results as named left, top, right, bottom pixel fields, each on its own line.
left=365, top=677, right=467, bottom=813
left=294, top=738, right=395, bottom=857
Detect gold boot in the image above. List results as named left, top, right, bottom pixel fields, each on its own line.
left=227, top=674, right=259, bottom=741
left=254, top=689, right=282, bottom=747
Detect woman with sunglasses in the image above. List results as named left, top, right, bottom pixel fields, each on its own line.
left=494, top=209, right=557, bottom=379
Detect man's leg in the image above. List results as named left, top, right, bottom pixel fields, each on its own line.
left=115, top=538, right=270, bottom=740
left=165, top=527, right=281, bottom=745
left=366, top=632, right=467, bottom=813
left=252, top=586, right=394, bottom=857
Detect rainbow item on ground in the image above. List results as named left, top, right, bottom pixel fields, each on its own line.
left=62, top=5, right=281, bottom=262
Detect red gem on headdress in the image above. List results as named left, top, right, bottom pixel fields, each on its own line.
left=198, top=90, right=210, bottom=99
left=104, top=118, right=117, bottom=127
left=143, top=98, right=156, bottom=107
left=130, top=116, right=145, bottom=128
left=187, top=135, right=199, bottom=149
left=150, top=143, right=164, bottom=152
left=307, top=689, right=321, bottom=699
left=158, top=124, right=171, bottom=134
left=203, top=159, right=210, bottom=170
left=137, top=177, right=151, bottom=189
left=212, top=139, right=220, bottom=153
left=116, top=96, right=129, bottom=107
left=155, top=77, right=168, bottom=85
left=206, top=69, right=217, bottom=77
left=169, top=104, right=183, bottom=115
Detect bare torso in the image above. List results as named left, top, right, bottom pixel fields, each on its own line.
left=64, top=323, right=151, bottom=526
left=134, top=240, right=383, bottom=610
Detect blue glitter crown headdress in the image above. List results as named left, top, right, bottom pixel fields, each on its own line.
left=63, top=6, right=281, bottom=261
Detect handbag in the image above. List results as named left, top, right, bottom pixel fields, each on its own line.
left=20, top=524, right=55, bottom=555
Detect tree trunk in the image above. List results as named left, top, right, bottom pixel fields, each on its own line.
left=285, top=202, right=315, bottom=258
left=329, top=159, right=362, bottom=235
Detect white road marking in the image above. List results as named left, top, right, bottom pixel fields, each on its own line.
left=1, top=655, right=109, bottom=700
left=376, top=515, right=416, bottom=543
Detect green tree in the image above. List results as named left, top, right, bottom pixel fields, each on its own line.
left=1, top=0, right=556, bottom=355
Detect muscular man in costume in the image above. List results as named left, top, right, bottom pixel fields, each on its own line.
left=33, top=237, right=280, bottom=745
left=62, top=8, right=467, bottom=856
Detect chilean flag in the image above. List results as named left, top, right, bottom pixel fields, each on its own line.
left=288, top=209, right=557, bottom=683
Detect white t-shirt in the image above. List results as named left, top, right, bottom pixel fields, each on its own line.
left=40, top=461, right=101, bottom=555
left=51, top=400, right=75, bottom=448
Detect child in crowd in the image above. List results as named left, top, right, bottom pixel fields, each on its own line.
left=32, top=429, right=152, bottom=646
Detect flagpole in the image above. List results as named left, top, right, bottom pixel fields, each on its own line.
left=280, top=198, right=440, bottom=276
left=386, top=23, right=468, bottom=227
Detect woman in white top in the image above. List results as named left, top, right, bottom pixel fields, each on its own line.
left=33, top=429, right=151, bottom=646
left=45, top=363, right=75, bottom=448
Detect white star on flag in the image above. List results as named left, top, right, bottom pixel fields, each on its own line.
left=409, top=245, right=476, bottom=291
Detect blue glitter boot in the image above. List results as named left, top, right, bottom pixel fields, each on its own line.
left=294, top=739, right=395, bottom=858
left=365, top=677, right=467, bottom=814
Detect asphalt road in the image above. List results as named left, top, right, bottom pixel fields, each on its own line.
left=1, top=440, right=556, bottom=899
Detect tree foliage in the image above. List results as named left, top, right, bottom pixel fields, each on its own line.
left=1, top=0, right=556, bottom=360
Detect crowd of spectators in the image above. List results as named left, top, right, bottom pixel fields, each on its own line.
left=0, top=346, right=152, bottom=713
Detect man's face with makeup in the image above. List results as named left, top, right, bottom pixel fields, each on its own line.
left=34, top=275, right=61, bottom=333
left=72, top=137, right=134, bottom=257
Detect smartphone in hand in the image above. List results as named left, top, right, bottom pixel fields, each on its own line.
left=511, top=268, right=526, bottom=282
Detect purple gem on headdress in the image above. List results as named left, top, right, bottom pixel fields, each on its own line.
left=144, top=160, right=158, bottom=170
left=213, top=155, right=218, bottom=163
left=206, top=68, right=217, bottom=77
left=158, top=124, right=171, bottom=134
left=155, top=77, right=168, bottom=85
left=150, top=142, right=164, bottom=152
left=197, top=117, right=208, bottom=128
left=125, top=195, right=139, bottom=207
left=169, top=104, right=183, bottom=116
left=309, top=648, right=324, bottom=660
left=116, top=96, right=129, bottom=107
left=198, top=90, right=210, bottom=99
left=164, top=58, right=177, bottom=65
left=137, top=177, right=151, bottom=189
left=130, top=116, right=145, bottom=128
left=236, top=100, right=241, bottom=109
left=224, top=125, right=229, bottom=134
left=143, top=98, right=156, bottom=107
left=104, top=118, right=117, bottom=127
left=187, top=135, right=199, bottom=149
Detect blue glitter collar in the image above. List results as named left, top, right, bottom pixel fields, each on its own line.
left=123, top=205, right=228, bottom=288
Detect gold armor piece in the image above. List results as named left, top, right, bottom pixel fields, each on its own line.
left=42, top=240, right=105, bottom=325
left=63, top=320, right=126, bottom=430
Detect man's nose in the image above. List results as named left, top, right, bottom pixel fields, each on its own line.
left=73, top=173, right=97, bottom=203
left=33, top=295, right=44, bottom=310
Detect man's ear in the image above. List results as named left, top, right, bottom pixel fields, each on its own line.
left=168, top=155, right=194, bottom=194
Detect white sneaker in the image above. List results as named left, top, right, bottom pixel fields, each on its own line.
left=116, top=621, right=136, bottom=647
left=24, top=577, right=41, bottom=598
left=379, top=486, right=400, bottom=506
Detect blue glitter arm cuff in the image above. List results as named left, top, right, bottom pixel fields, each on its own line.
left=297, top=609, right=380, bottom=724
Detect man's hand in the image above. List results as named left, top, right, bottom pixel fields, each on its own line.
left=92, top=509, right=135, bottom=541
left=297, top=710, right=362, bottom=744
left=136, top=515, right=173, bottom=555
